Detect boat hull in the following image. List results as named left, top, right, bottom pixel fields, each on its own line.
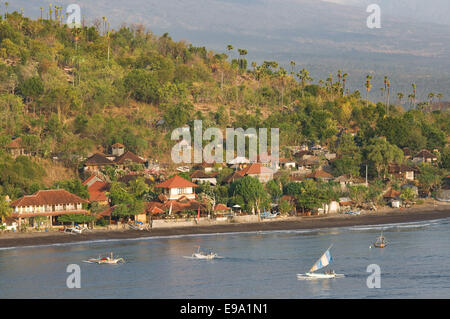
left=297, top=272, right=345, bottom=279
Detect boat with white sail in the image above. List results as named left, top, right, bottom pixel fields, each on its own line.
left=297, top=245, right=344, bottom=279
left=186, top=246, right=218, bottom=260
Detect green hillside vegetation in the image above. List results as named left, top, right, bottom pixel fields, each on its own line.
left=0, top=11, right=449, bottom=208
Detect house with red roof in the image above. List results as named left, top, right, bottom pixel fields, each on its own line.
left=237, top=163, right=274, bottom=183
left=306, top=169, right=334, bottom=181
left=155, top=175, right=198, bottom=200
left=10, top=189, right=89, bottom=226
left=6, top=137, right=29, bottom=158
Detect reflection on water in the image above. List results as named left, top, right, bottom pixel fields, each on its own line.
left=0, top=218, right=449, bottom=298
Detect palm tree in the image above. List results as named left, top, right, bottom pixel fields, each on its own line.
left=237, top=49, right=248, bottom=70
left=40, top=7, right=43, bottom=19
left=437, top=93, right=443, bottom=103
left=226, top=44, right=234, bottom=63
left=411, top=83, right=417, bottom=109
left=342, top=72, right=348, bottom=96
left=5, top=2, right=9, bottom=18
left=397, top=92, right=404, bottom=105
left=386, top=80, right=391, bottom=115
left=383, top=76, right=388, bottom=106
left=428, top=92, right=435, bottom=112
left=296, top=68, right=313, bottom=98
left=290, top=61, right=296, bottom=75
left=365, top=75, right=373, bottom=107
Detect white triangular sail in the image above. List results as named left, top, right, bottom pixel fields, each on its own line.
left=309, top=246, right=333, bottom=273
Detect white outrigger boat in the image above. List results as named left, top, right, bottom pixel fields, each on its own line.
left=83, top=252, right=125, bottom=264
left=190, top=246, right=218, bottom=260
left=297, top=245, right=344, bottom=279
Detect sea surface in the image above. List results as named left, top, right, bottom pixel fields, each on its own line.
left=1, top=217, right=450, bottom=298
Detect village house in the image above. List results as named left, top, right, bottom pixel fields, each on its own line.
left=222, top=170, right=244, bottom=184
left=238, top=163, right=274, bottom=183
left=388, top=163, right=418, bottom=181
left=10, top=189, right=89, bottom=227
left=82, top=175, right=109, bottom=206
left=83, top=144, right=147, bottom=173
left=83, top=153, right=114, bottom=173
left=412, top=149, right=438, bottom=164
left=305, top=169, right=334, bottom=181
left=6, top=137, right=29, bottom=158
left=190, top=170, right=218, bottom=185
left=383, top=188, right=402, bottom=207
left=155, top=175, right=198, bottom=200
left=279, top=158, right=297, bottom=170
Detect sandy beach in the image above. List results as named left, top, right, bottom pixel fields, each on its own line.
left=1, top=201, right=450, bottom=249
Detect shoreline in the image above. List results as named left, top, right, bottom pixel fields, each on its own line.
left=1, top=202, right=450, bottom=249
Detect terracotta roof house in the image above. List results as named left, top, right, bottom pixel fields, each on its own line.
left=6, top=137, right=29, bottom=158
left=118, top=174, right=154, bottom=186
left=10, top=189, right=89, bottom=226
left=83, top=153, right=114, bottom=172
left=222, top=171, right=244, bottom=184
left=190, top=170, right=217, bottom=185
left=306, top=170, right=334, bottom=181
left=279, top=158, right=297, bottom=170
left=238, top=163, right=274, bottom=183
left=111, top=143, right=125, bottom=156
left=413, top=150, right=437, bottom=164
left=82, top=174, right=104, bottom=188
left=155, top=175, right=198, bottom=200
left=86, top=181, right=109, bottom=205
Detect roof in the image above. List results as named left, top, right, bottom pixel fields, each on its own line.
left=82, top=174, right=104, bottom=187
left=155, top=175, right=198, bottom=188
left=306, top=170, right=334, bottom=179
left=6, top=137, right=23, bottom=149
left=222, top=171, right=244, bottom=184
left=87, top=181, right=109, bottom=202
left=414, top=149, right=436, bottom=159
left=114, top=151, right=146, bottom=165
left=10, top=189, right=88, bottom=207
left=190, top=170, right=215, bottom=179
left=214, top=203, right=230, bottom=211
left=112, top=143, right=124, bottom=148
left=383, top=188, right=401, bottom=198
left=388, top=163, right=418, bottom=174
left=239, top=163, right=274, bottom=176
left=118, top=174, right=154, bottom=186
left=84, top=153, right=114, bottom=166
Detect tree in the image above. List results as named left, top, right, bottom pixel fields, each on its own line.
left=53, top=179, right=89, bottom=200
left=229, top=176, right=268, bottom=215
left=0, top=195, right=12, bottom=221
left=266, top=179, right=282, bottom=203
left=365, top=75, right=372, bottom=107
left=417, top=163, right=442, bottom=197
left=366, top=137, right=403, bottom=178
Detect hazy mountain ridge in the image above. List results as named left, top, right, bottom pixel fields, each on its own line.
left=8, top=0, right=450, bottom=102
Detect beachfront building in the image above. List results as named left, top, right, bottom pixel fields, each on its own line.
left=82, top=175, right=110, bottom=205
left=155, top=175, right=198, bottom=200
left=10, top=189, right=89, bottom=227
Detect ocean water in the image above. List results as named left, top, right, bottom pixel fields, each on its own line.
left=1, top=217, right=450, bottom=299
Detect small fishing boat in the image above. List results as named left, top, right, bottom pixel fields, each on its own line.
left=373, top=233, right=388, bottom=248
left=297, top=245, right=344, bottom=279
left=191, top=246, right=218, bottom=260
left=84, top=252, right=125, bottom=264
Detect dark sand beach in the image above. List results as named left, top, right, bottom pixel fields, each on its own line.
left=1, top=202, right=450, bottom=249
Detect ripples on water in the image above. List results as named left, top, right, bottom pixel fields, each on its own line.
left=0, top=218, right=449, bottom=298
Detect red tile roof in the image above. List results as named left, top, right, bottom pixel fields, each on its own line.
left=155, top=175, right=198, bottom=188
left=306, top=170, right=333, bottom=179
left=114, top=151, right=145, bottom=164
left=383, top=188, right=401, bottom=198
left=414, top=149, right=436, bottom=159
left=6, top=137, right=23, bottom=149
left=214, top=203, right=229, bottom=211
left=87, top=181, right=109, bottom=203
left=112, top=143, right=124, bottom=148
left=10, top=189, right=88, bottom=207
left=84, top=153, right=114, bottom=166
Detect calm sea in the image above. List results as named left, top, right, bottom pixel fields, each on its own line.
left=1, top=217, right=450, bottom=298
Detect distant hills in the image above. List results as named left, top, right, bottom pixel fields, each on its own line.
left=8, top=0, right=450, bottom=103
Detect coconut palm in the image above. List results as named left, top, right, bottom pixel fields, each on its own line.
left=290, top=61, right=296, bottom=75
left=226, top=44, right=234, bottom=63
left=342, top=72, right=348, bottom=96
left=397, top=92, right=404, bottom=105
left=365, top=75, right=373, bottom=107
left=411, top=83, right=417, bottom=108
left=296, top=68, right=313, bottom=98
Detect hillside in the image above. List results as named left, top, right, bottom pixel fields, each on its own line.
left=0, top=11, right=449, bottom=202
